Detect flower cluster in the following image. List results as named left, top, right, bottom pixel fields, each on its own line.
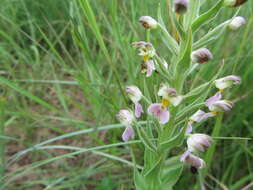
left=132, top=41, right=156, bottom=77
left=116, top=2, right=245, bottom=177
left=181, top=75, right=241, bottom=169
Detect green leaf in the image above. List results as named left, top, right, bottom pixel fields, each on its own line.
left=134, top=169, right=148, bottom=190
left=160, top=124, right=187, bottom=150
left=176, top=29, right=192, bottom=71
left=135, top=123, right=157, bottom=153
left=157, top=3, right=179, bottom=56
left=184, top=0, right=201, bottom=30
left=0, top=77, right=57, bottom=111
left=191, top=0, right=224, bottom=32
left=193, top=20, right=230, bottom=49
left=161, top=156, right=183, bottom=189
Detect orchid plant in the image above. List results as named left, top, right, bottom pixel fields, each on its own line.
left=116, top=0, right=247, bottom=189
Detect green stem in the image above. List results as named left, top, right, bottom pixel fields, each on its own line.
left=203, top=114, right=223, bottom=176
left=0, top=98, right=6, bottom=176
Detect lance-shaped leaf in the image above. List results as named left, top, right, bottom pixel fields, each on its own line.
left=161, top=156, right=184, bottom=190
left=160, top=124, right=187, bottom=151
left=184, top=0, right=201, bottom=30
left=193, top=20, right=230, bottom=49
left=191, top=0, right=224, bottom=32
left=134, top=169, right=148, bottom=190
left=157, top=3, right=179, bottom=55
left=135, top=122, right=157, bottom=153
left=176, top=29, right=192, bottom=71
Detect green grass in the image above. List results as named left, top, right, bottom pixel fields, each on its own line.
left=0, top=0, right=252, bottom=189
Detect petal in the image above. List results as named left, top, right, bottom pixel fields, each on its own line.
left=145, top=60, right=155, bottom=77
left=170, top=96, right=183, bottom=106
left=205, top=92, right=222, bottom=107
left=122, top=126, right=135, bottom=142
left=180, top=150, right=191, bottom=162
left=186, top=123, right=193, bottom=134
left=135, top=103, right=143, bottom=118
left=147, top=103, right=162, bottom=116
left=159, top=109, right=170, bottom=124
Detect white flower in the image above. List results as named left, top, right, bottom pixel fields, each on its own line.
left=139, top=16, right=158, bottom=29
left=116, top=109, right=134, bottom=126
left=215, top=75, right=241, bottom=90
left=132, top=41, right=155, bottom=61
left=229, top=16, right=246, bottom=30
left=125, top=86, right=142, bottom=103
left=187, top=134, right=212, bottom=152
left=158, top=84, right=183, bottom=107
left=191, top=48, right=213, bottom=64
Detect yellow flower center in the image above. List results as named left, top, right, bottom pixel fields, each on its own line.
left=219, top=89, right=224, bottom=93
left=211, top=111, right=218, bottom=116
left=143, top=55, right=149, bottom=62
left=162, top=98, right=170, bottom=108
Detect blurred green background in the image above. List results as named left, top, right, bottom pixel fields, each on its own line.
left=0, top=0, right=252, bottom=189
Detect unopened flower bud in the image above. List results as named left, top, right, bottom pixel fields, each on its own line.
left=174, top=0, right=188, bottom=14
left=191, top=48, right=213, bottom=64
left=187, top=134, right=212, bottom=152
left=224, top=0, right=248, bottom=7
left=116, top=109, right=134, bottom=126
left=180, top=151, right=205, bottom=169
left=139, top=16, right=158, bottom=29
left=215, top=75, right=241, bottom=90
left=228, top=16, right=246, bottom=30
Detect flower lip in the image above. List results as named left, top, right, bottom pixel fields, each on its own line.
left=180, top=151, right=205, bottom=169
left=141, top=60, right=155, bottom=77
left=122, top=126, right=135, bottom=142
left=205, top=92, right=222, bottom=107
left=147, top=103, right=170, bottom=124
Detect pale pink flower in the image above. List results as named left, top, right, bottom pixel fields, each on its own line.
left=125, top=85, right=144, bottom=118
left=147, top=103, right=170, bottom=124
left=187, top=134, right=212, bottom=152
left=180, top=151, right=205, bottom=169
